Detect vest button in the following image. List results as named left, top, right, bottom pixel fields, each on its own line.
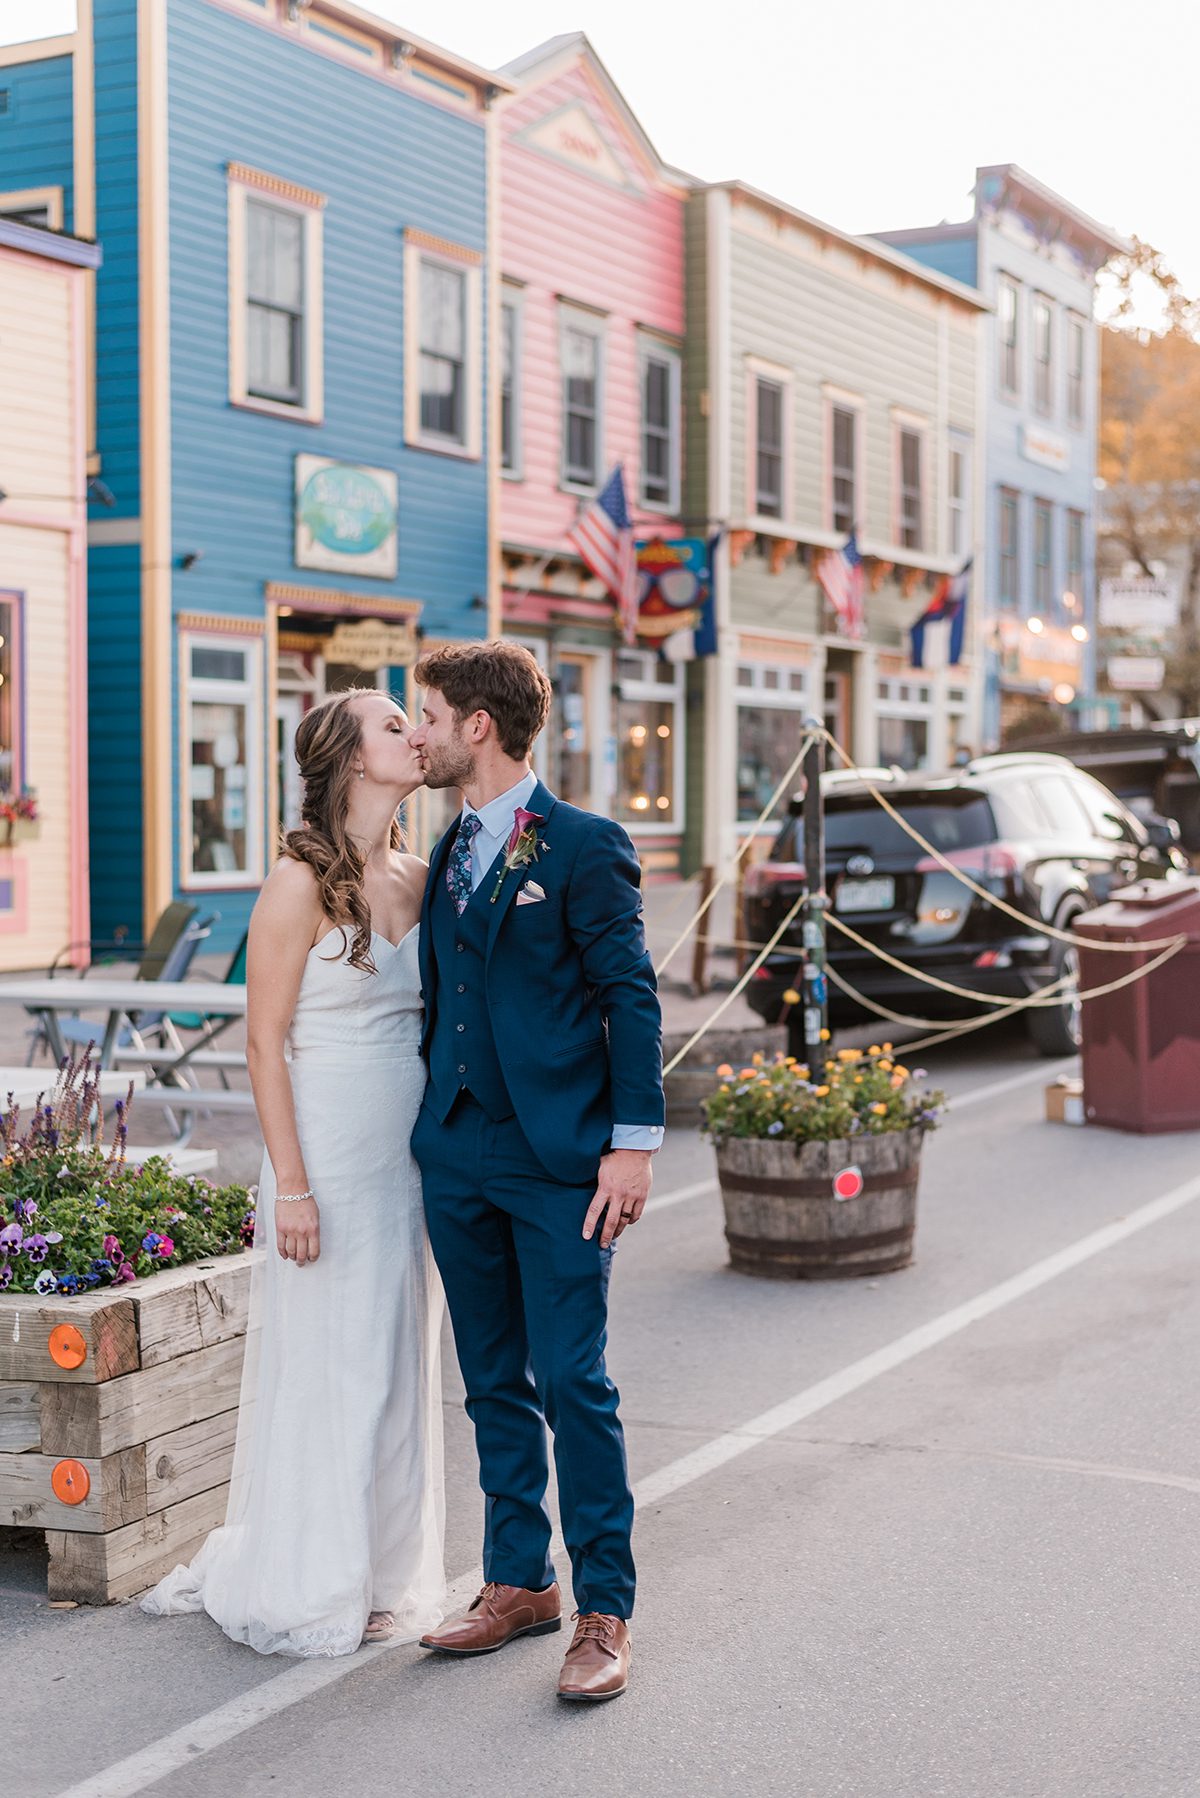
left=458, top=1063, right=467, bottom=1074
left=457, top=983, right=466, bottom=994
left=456, top=1023, right=465, bottom=1032
left=456, top=943, right=465, bottom=953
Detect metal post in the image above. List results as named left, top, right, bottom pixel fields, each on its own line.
left=801, top=726, right=828, bottom=1070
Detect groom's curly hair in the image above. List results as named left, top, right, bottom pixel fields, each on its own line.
left=413, top=640, right=551, bottom=759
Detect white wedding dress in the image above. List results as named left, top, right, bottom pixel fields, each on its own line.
left=141, top=924, right=446, bottom=1657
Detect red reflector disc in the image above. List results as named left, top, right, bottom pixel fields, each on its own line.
left=833, top=1166, right=864, bottom=1202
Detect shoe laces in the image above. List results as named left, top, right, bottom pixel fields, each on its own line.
left=572, top=1610, right=618, bottom=1645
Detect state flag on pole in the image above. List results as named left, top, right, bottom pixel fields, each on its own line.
left=816, top=530, right=866, bottom=639
left=566, top=464, right=640, bottom=646
left=910, top=558, right=972, bottom=669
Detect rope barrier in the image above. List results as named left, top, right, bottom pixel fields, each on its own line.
left=661, top=887, right=809, bottom=1078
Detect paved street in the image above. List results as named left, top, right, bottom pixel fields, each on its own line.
left=3, top=1024, right=1198, bottom=1798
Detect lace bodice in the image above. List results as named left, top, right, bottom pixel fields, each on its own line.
left=287, top=925, right=423, bottom=1059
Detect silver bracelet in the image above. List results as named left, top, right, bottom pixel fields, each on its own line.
left=275, top=1188, right=314, bottom=1203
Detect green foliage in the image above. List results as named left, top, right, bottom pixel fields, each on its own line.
left=701, top=1046, right=945, bottom=1147
left=0, top=1054, right=254, bottom=1297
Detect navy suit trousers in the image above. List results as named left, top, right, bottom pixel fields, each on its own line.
left=412, top=1094, right=636, bottom=1620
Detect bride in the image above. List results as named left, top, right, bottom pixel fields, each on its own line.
left=142, top=690, right=445, bottom=1656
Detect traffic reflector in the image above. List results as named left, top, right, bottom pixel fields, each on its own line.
left=832, top=1166, right=864, bottom=1202
left=48, top=1324, right=87, bottom=1370
left=51, top=1459, right=90, bottom=1506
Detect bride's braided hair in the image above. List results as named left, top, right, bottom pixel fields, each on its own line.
left=281, top=691, right=405, bottom=974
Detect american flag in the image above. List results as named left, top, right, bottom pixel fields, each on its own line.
left=816, top=530, right=866, bottom=640
left=567, top=464, right=640, bottom=645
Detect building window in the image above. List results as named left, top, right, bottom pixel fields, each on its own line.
left=876, top=676, right=932, bottom=771
left=897, top=426, right=923, bottom=550
left=403, top=235, right=482, bottom=458
left=0, top=595, right=25, bottom=795
left=1033, top=295, right=1054, bottom=416
left=639, top=337, right=680, bottom=511
left=830, top=405, right=857, bottom=536
left=182, top=634, right=264, bottom=887
left=1066, top=509, right=1084, bottom=611
left=999, top=489, right=1019, bottom=609
left=1034, top=500, right=1054, bottom=613
left=948, top=437, right=971, bottom=561
left=998, top=277, right=1020, bottom=397
left=1067, top=315, right=1085, bottom=429
left=614, top=650, right=681, bottom=828
left=754, top=377, right=785, bottom=518
left=500, top=288, right=522, bottom=476
left=0, top=186, right=64, bottom=229
left=227, top=166, right=324, bottom=423
left=735, top=661, right=810, bottom=823
left=560, top=308, right=604, bottom=490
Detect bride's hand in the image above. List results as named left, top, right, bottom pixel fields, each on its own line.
left=276, top=1197, right=321, bottom=1265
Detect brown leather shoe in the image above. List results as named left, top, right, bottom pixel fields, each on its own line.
left=419, top=1581, right=561, bottom=1656
left=556, top=1612, right=631, bottom=1701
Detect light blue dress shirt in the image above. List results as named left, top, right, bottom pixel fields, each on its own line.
left=461, top=771, right=662, bottom=1154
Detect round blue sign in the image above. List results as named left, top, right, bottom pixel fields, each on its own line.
left=299, top=465, right=394, bottom=557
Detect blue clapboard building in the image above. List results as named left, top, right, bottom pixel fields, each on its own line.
left=0, top=0, right=505, bottom=948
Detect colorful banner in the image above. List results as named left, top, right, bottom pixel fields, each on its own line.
left=634, top=536, right=716, bottom=659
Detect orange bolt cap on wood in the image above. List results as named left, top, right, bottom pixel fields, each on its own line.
left=48, top=1324, right=88, bottom=1370
left=51, top=1459, right=91, bottom=1506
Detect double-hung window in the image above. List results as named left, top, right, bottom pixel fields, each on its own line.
left=182, top=631, right=264, bottom=888
left=754, top=378, right=785, bottom=517
left=1066, top=509, right=1085, bottom=609
left=948, top=437, right=971, bottom=561
left=403, top=233, right=483, bottom=458
left=1066, top=314, right=1085, bottom=428
left=1034, top=500, right=1054, bottom=612
left=500, top=286, right=522, bottom=476
left=831, top=406, right=857, bottom=536
left=560, top=308, right=604, bottom=490
left=998, top=277, right=1020, bottom=397
left=1033, top=295, right=1054, bottom=416
left=228, top=165, right=325, bottom=421
left=897, top=426, right=924, bottom=550
left=0, top=593, right=24, bottom=796
left=999, top=489, right=1020, bottom=608
left=639, top=337, right=680, bottom=511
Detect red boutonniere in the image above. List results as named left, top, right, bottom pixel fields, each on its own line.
left=490, top=808, right=545, bottom=903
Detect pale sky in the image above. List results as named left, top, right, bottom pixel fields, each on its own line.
left=5, top=0, right=1200, bottom=314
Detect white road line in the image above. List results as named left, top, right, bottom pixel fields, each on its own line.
left=645, top=1176, right=716, bottom=1214
left=53, top=1165, right=1200, bottom=1798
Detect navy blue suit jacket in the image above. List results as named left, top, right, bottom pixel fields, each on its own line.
left=418, top=780, right=664, bottom=1185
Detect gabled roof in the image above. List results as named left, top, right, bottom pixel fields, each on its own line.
left=499, top=31, right=693, bottom=188
left=975, top=163, right=1131, bottom=262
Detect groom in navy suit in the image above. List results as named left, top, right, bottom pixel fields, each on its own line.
left=408, top=640, right=663, bottom=1703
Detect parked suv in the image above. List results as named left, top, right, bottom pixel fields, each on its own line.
left=743, top=753, right=1184, bottom=1057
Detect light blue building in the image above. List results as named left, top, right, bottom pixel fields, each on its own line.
left=0, top=0, right=506, bottom=948
left=876, top=165, right=1127, bottom=746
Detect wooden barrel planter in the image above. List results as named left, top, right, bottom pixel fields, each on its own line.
left=715, top=1129, right=924, bottom=1279
left=0, top=1251, right=253, bottom=1603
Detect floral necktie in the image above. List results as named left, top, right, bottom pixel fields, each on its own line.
left=447, top=812, right=483, bottom=916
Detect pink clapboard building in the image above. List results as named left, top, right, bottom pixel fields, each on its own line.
left=497, top=34, right=690, bottom=877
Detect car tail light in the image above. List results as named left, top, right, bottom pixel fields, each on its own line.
left=744, top=861, right=806, bottom=898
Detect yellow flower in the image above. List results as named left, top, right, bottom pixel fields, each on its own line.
left=893, top=1065, right=909, bottom=1079
left=890, top=1073, right=905, bottom=1089
left=797, top=1066, right=809, bottom=1078
left=854, top=1075, right=864, bottom=1084
left=872, top=1102, right=888, bottom=1115
left=752, top=1051, right=764, bottom=1067
left=716, top=1063, right=734, bottom=1078
left=879, top=1059, right=893, bottom=1073
left=868, top=1045, right=881, bottom=1055
left=883, top=1043, right=893, bottom=1054
left=820, top=1028, right=831, bottom=1042
left=837, top=1048, right=862, bottom=1063
left=815, top=1085, right=830, bottom=1097
left=739, top=1067, right=755, bottom=1079
left=782, top=988, right=801, bottom=1005
left=784, top=1056, right=797, bottom=1067
left=719, top=1083, right=730, bottom=1093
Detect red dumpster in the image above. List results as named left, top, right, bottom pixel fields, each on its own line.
left=1075, top=877, right=1200, bottom=1133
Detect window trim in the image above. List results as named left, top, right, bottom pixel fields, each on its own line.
left=892, top=411, right=928, bottom=552
left=1066, top=312, right=1086, bottom=430
left=300, top=7, right=385, bottom=66
left=1066, top=507, right=1085, bottom=610
left=1032, top=292, right=1054, bottom=418
left=822, top=385, right=865, bottom=537
left=0, top=185, right=64, bottom=229
left=1034, top=498, right=1055, bottom=614
left=998, top=487, right=1020, bottom=610
left=179, top=626, right=266, bottom=892
left=0, top=590, right=28, bottom=797
left=947, top=432, right=972, bottom=563
left=558, top=302, right=607, bottom=495
left=499, top=281, right=524, bottom=481
left=613, top=650, right=684, bottom=836
left=227, top=165, right=325, bottom=425
left=745, top=354, right=793, bottom=526
left=403, top=236, right=483, bottom=460
left=637, top=333, right=682, bottom=514
left=997, top=274, right=1020, bottom=400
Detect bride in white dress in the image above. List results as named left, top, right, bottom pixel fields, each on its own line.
left=142, top=690, right=445, bottom=1656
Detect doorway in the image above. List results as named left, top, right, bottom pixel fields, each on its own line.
left=555, top=650, right=606, bottom=811
left=823, top=669, right=852, bottom=761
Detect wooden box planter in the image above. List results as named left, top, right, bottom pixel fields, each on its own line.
left=715, top=1129, right=924, bottom=1279
left=0, top=1252, right=253, bottom=1602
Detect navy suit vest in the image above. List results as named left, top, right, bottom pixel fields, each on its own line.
left=426, top=865, right=515, bottom=1122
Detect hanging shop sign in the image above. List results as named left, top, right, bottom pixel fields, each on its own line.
left=1019, top=423, right=1070, bottom=472
left=1097, top=578, right=1178, bottom=636
left=634, top=537, right=715, bottom=658
left=325, top=615, right=418, bottom=670
left=997, top=615, right=1081, bottom=688
left=295, top=455, right=398, bottom=579
left=1106, top=655, right=1165, bottom=692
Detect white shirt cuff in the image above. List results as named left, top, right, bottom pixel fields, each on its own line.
left=611, top=1125, right=664, bottom=1153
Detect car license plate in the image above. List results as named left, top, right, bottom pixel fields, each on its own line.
left=836, top=876, right=895, bottom=913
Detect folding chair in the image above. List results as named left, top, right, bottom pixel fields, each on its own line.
left=27, top=901, right=200, bottom=1063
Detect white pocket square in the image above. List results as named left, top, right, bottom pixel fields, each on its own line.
left=517, top=880, right=547, bottom=906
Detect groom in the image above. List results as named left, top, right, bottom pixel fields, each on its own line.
left=408, top=639, right=663, bottom=1703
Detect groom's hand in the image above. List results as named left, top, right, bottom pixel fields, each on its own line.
left=583, top=1150, right=653, bottom=1249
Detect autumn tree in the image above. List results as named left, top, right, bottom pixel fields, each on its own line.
left=1100, top=239, right=1200, bottom=711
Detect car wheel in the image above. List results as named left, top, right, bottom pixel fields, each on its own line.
left=1027, top=932, right=1082, bottom=1058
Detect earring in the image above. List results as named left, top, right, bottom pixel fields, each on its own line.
left=356, top=768, right=364, bottom=779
